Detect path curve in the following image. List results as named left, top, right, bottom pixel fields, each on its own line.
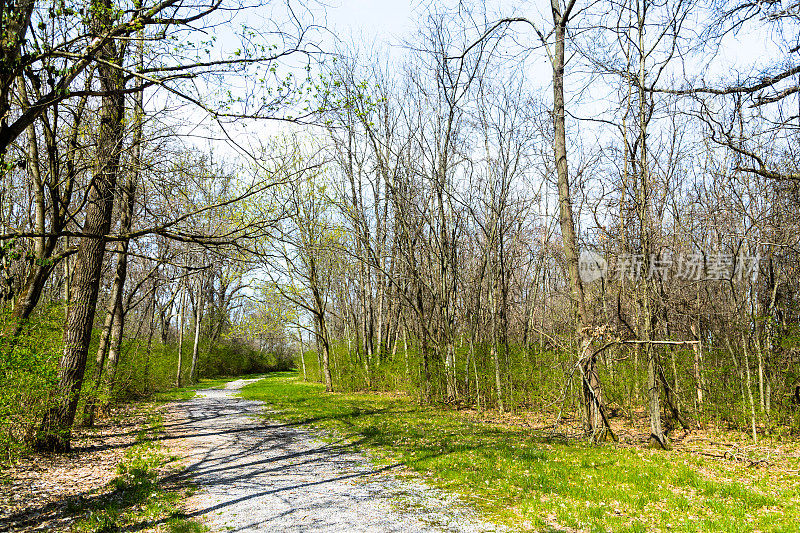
left=166, top=378, right=503, bottom=532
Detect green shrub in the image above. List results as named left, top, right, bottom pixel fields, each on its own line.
left=0, top=305, right=63, bottom=462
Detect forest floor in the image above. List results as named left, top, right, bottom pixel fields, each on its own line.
left=0, top=378, right=232, bottom=533
left=240, top=372, right=800, bottom=533
left=163, top=377, right=504, bottom=532
left=4, top=375, right=800, bottom=533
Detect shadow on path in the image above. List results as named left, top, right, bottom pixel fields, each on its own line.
left=162, top=379, right=500, bottom=532
left=1, top=378, right=501, bottom=533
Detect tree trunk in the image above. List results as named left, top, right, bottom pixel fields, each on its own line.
left=189, top=281, right=203, bottom=384
left=446, top=341, right=457, bottom=401
left=298, top=324, right=307, bottom=381
left=83, top=297, right=119, bottom=427
left=101, top=305, right=124, bottom=417
left=490, top=277, right=504, bottom=413
left=550, top=3, right=605, bottom=439
left=742, top=333, right=758, bottom=442
left=34, top=0, right=125, bottom=451
left=102, top=33, right=142, bottom=406
left=646, top=344, right=667, bottom=448
left=316, top=311, right=333, bottom=392
left=98, top=162, right=136, bottom=415
left=143, top=281, right=157, bottom=394
left=690, top=324, right=704, bottom=416
left=3, top=82, right=66, bottom=338
left=176, top=285, right=186, bottom=387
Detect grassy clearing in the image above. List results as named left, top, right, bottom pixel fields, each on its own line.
left=149, top=375, right=253, bottom=402
left=71, top=412, right=204, bottom=533
left=240, top=372, right=800, bottom=533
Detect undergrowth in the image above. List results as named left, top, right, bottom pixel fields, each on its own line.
left=71, top=412, right=204, bottom=533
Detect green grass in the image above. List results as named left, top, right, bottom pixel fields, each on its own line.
left=150, top=375, right=257, bottom=402
left=240, top=372, right=800, bottom=533
left=71, top=412, right=205, bottom=533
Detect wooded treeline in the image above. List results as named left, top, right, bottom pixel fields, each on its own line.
left=1, top=0, right=799, bottom=458
left=0, top=0, right=305, bottom=456
left=267, top=0, right=800, bottom=449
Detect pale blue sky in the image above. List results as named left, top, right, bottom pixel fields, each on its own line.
left=174, top=0, right=788, bottom=165
left=322, top=0, right=419, bottom=42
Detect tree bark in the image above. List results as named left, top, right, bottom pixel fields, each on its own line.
left=102, top=35, right=142, bottom=406
left=34, top=0, right=125, bottom=451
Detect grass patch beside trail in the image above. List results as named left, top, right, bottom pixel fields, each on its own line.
left=72, top=411, right=204, bottom=533
left=240, top=372, right=800, bottom=533
left=150, top=375, right=257, bottom=402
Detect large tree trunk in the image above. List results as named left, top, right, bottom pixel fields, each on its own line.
left=34, top=0, right=125, bottom=451
left=101, top=42, right=142, bottom=410
left=632, top=1, right=668, bottom=449
left=84, top=167, right=135, bottom=424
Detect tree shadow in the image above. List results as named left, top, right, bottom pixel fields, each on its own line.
left=0, top=393, right=404, bottom=532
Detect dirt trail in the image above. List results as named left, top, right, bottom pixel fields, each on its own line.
left=166, top=378, right=503, bottom=532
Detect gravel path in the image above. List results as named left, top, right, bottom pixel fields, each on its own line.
left=165, top=378, right=504, bottom=532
